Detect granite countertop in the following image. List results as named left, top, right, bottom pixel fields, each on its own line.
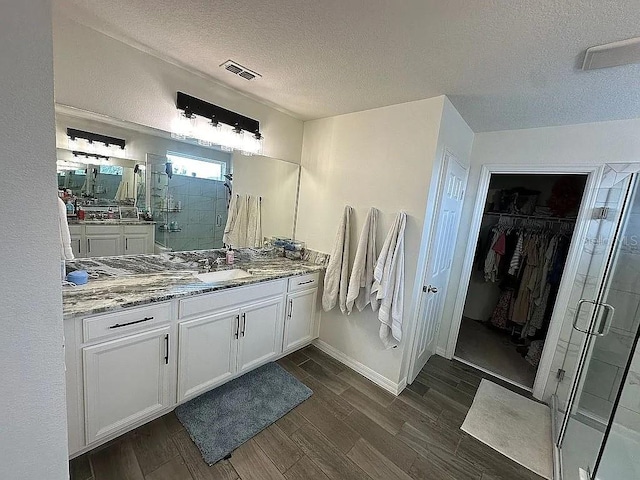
left=67, top=219, right=156, bottom=225
left=63, top=249, right=325, bottom=318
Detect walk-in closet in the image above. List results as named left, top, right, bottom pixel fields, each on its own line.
left=455, top=174, right=588, bottom=389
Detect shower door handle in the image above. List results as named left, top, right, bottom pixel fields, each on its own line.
left=572, top=299, right=615, bottom=336
left=572, top=299, right=597, bottom=334
left=594, top=303, right=615, bottom=337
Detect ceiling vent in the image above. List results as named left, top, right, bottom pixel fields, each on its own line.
left=220, top=60, right=261, bottom=80
left=582, top=37, right=640, bottom=70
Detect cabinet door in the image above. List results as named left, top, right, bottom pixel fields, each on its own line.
left=70, top=236, right=83, bottom=258
left=124, top=234, right=148, bottom=255
left=177, top=309, right=239, bottom=401
left=237, top=297, right=284, bottom=373
left=283, top=288, right=317, bottom=352
left=86, top=235, right=121, bottom=257
left=83, top=326, right=171, bottom=444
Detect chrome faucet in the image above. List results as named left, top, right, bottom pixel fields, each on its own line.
left=198, top=259, right=211, bottom=272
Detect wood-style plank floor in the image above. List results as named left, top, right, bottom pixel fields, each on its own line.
left=70, top=346, right=544, bottom=480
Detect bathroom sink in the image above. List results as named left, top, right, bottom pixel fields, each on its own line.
left=195, top=269, right=252, bottom=283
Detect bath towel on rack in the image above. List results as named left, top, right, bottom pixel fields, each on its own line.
left=322, top=205, right=353, bottom=313
left=58, top=197, right=74, bottom=260
left=372, top=211, right=406, bottom=349
left=246, top=195, right=262, bottom=248
left=223, top=193, right=239, bottom=246
left=346, top=207, right=379, bottom=314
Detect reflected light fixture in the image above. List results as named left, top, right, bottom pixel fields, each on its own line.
left=171, top=92, right=264, bottom=156
left=67, top=128, right=126, bottom=158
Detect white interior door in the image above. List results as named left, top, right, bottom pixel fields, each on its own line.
left=409, top=151, right=468, bottom=382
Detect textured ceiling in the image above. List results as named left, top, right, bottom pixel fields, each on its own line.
left=54, top=0, right=640, bottom=132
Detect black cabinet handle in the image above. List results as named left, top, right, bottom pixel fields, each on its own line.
left=234, top=315, right=240, bottom=339
left=288, top=299, right=293, bottom=319
left=87, top=238, right=91, bottom=252
left=241, top=313, right=246, bottom=337
left=164, top=334, right=169, bottom=364
left=125, top=238, right=128, bottom=250
left=298, top=279, right=314, bottom=285
left=108, top=316, right=154, bottom=329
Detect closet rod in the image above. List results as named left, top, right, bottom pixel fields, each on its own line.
left=484, top=212, right=577, bottom=223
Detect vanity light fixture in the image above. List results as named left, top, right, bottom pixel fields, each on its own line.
left=171, top=92, right=264, bottom=156
left=67, top=128, right=126, bottom=158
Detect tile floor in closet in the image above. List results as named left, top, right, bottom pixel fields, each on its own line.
left=69, top=345, right=543, bottom=480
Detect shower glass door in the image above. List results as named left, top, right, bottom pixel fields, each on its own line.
left=557, top=168, right=640, bottom=480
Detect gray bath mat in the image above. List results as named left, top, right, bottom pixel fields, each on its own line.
left=175, top=362, right=312, bottom=465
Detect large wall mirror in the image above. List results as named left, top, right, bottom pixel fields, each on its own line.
left=56, top=106, right=300, bottom=256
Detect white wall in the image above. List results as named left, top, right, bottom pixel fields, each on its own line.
left=438, top=117, right=640, bottom=399
left=52, top=13, right=304, bottom=164
left=297, top=96, right=473, bottom=386
left=0, top=1, right=69, bottom=479
left=232, top=153, right=300, bottom=240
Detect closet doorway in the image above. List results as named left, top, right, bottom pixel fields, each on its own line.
left=454, top=174, right=588, bottom=390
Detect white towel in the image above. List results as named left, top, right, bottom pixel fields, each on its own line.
left=246, top=196, right=262, bottom=248
left=371, top=211, right=406, bottom=349
left=322, top=205, right=353, bottom=313
left=58, top=197, right=74, bottom=260
left=223, top=193, right=239, bottom=246
left=346, top=207, right=379, bottom=314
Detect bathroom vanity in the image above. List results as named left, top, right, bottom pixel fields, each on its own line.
left=68, top=222, right=156, bottom=257
left=62, top=251, right=323, bottom=457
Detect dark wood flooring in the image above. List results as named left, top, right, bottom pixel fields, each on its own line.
left=70, top=346, right=544, bottom=480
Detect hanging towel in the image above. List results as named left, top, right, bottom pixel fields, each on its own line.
left=346, top=207, right=379, bottom=314
left=223, top=193, right=239, bottom=246
left=322, top=206, right=353, bottom=313
left=372, top=211, right=406, bottom=349
left=246, top=196, right=262, bottom=248
left=58, top=197, right=74, bottom=260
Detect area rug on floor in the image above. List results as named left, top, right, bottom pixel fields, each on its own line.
left=461, top=379, right=553, bottom=479
left=175, top=362, right=312, bottom=465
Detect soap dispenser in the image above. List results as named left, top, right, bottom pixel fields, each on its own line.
left=226, top=247, right=235, bottom=265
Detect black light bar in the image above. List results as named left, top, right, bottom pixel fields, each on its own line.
left=67, top=128, right=126, bottom=149
left=176, top=91, right=260, bottom=134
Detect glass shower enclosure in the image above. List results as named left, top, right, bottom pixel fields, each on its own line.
left=554, top=166, right=640, bottom=480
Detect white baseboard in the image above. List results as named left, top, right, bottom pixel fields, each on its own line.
left=311, top=339, right=404, bottom=396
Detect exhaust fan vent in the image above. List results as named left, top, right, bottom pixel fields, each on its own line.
left=220, top=60, right=261, bottom=80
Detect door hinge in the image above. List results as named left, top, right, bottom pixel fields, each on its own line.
left=557, top=368, right=566, bottom=382
left=593, top=207, right=609, bottom=220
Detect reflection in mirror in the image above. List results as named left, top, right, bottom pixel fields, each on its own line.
left=55, top=106, right=300, bottom=257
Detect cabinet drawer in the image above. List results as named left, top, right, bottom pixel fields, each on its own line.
left=287, top=273, right=319, bottom=292
left=179, top=280, right=286, bottom=319
left=83, top=303, right=171, bottom=343
left=86, top=225, right=121, bottom=235
left=124, top=224, right=152, bottom=234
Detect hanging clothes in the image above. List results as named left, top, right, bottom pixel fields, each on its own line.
left=511, top=235, right=540, bottom=325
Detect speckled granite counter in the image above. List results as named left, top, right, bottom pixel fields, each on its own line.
left=63, top=249, right=326, bottom=318
left=67, top=220, right=156, bottom=225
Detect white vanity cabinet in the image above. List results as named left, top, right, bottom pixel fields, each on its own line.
left=176, top=280, right=286, bottom=402
left=177, top=309, right=238, bottom=401
left=236, top=297, right=285, bottom=373
left=123, top=225, right=153, bottom=255
left=76, top=303, right=174, bottom=446
left=83, top=326, right=172, bottom=443
left=65, top=271, right=321, bottom=457
left=283, top=273, right=319, bottom=353
left=70, top=223, right=155, bottom=257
